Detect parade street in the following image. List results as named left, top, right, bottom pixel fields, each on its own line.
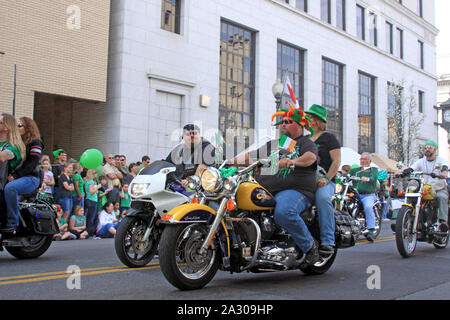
left=0, top=221, right=449, bottom=300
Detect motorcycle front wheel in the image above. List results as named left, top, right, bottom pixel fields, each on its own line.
left=6, top=235, right=53, bottom=259
left=395, top=206, right=417, bottom=258
left=159, top=223, right=219, bottom=290
left=114, top=216, right=159, bottom=268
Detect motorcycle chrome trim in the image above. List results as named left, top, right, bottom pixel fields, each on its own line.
left=199, top=198, right=227, bottom=255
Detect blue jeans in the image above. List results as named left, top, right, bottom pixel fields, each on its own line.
left=3, top=176, right=41, bottom=228
left=274, top=190, right=313, bottom=253
left=58, top=197, right=73, bottom=214
left=85, top=199, right=98, bottom=236
left=72, top=195, right=84, bottom=213
left=358, top=193, right=377, bottom=230
left=315, top=182, right=336, bottom=246
left=381, top=195, right=390, bottom=219
left=97, top=222, right=119, bottom=238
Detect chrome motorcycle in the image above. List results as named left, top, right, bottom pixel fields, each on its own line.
left=333, top=173, right=382, bottom=239
left=114, top=160, right=192, bottom=267
left=158, top=158, right=359, bottom=290
left=393, top=170, right=449, bottom=258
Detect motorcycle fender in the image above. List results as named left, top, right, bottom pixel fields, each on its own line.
left=402, top=203, right=415, bottom=215
left=160, top=203, right=230, bottom=258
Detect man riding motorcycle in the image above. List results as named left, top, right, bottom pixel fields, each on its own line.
left=409, top=140, right=448, bottom=230
left=233, top=105, right=320, bottom=265
left=348, top=152, right=379, bottom=242
left=165, top=123, right=216, bottom=187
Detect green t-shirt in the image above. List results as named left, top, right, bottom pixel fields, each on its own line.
left=0, top=141, right=22, bottom=170
left=72, top=173, right=85, bottom=197
left=84, top=180, right=98, bottom=202
left=120, top=191, right=131, bottom=208
left=70, top=215, right=86, bottom=228
left=348, top=166, right=379, bottom=194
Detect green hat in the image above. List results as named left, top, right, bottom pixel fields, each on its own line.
left=305, top=104, right=328, bottom=123
left=53, top=149, right=65, bottom=160
left=425, top=140, right=438, bottom=149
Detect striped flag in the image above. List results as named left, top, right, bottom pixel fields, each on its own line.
left=283, top=76, right=299, bottom=109
left=278, top=134, right=296, bottom=154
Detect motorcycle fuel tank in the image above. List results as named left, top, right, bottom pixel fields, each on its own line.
left=236, top=182, right=276, bottom=211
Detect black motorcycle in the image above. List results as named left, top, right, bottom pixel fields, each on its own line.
left=0, top=192, right=58, bottom=259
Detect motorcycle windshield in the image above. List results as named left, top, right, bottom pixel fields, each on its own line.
left=139, top=160, right=177, bottom=175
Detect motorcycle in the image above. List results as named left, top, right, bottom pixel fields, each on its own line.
left=393, top=170, right=449, bottom=258
left=333, top=173, right=382, bottom=239
left=0, top=192, right=58, bottom=259
left=158, top=155, right=359, bottom=290
left=114, top=160, right=193, bottom=267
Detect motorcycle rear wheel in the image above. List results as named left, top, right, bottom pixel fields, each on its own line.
left=159, top=223, right=219, bottom=290
left=114, top=216, right=159, bottom=268
left=299, top=248, right=338, bottom=275
left=5, top=235, right=53, bottom=259
left=395, top=206, right=417, bottom=258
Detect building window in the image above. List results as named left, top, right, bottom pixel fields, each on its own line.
left=161, top=0, right=181, bottom=34
left=356, top=5, right=365, bottom=40
left=418, top=90, right=424, bottom=113
left=295, top=0, right=307, bottom=12
left=219, top=20, right=255, bottom=157
left=358, top=72, right=376, bottom=154
left=396, top=28, right=403, bottom=59
left=418, top=40, right=424, bottom=69
left=369, top=12, right=377, bottom=47
left=322, top=58, right=344, bottom=144
left=336, top=0, right=346, bottom=31
left=321, top=0, right=331, bottom=23
left=386, top=21, right=393, bottom=54
left=277, top=41, right=305, bottom=109
left=418, top=0, right=423, bottom=17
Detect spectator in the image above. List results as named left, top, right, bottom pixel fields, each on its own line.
left=58, top=162, right=74, bottom=221
left=120, top=183, right=131, bottom=219
left=72, top=162, right=85, bottom=213
left=107, top=178, right=121, bottom=204
left=97, top=202, right=120, bottom=238
left=84, top=169, right=101, bottom=236
left=40, top=155, right=55, bottom=196
left=113, top=202, right=121, bottom=220
left=97, top=175, right=109, bottom=213
left=125, top=163, right=138, bottom=184
left=137, top=155, right=150, bottom=174
left=54, top=205, right=76, bottom=241
left=102, top=153, right=123, bottom=189
left=117, top=154, right=128, bottom=178
left=69, top=205, right=89, bottom=239
left=52, top=149, right=67, bottom=201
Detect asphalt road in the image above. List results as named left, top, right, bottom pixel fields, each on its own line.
left=0, top=221, right=449, bottom=300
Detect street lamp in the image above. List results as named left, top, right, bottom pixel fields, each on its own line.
left=272, top=78, right=284, bottom=111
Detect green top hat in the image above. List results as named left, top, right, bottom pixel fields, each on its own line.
left=305, top=104, right=328, bottom=123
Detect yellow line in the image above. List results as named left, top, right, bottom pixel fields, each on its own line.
left=0, top=263, right=160, bottom=286
left=356, top=235, right=396, bottom=245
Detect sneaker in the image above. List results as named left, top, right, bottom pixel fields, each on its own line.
left=365, top=231, right=375, bottom=242
left=319, top=244, right=335, bottom=257
left=304, top=240, right=320, bottom=265
left=438, top=221, right=449, bottom=233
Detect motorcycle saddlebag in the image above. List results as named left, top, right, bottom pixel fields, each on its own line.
left=334, top=210, right=359, bottom=248
left=26, top=208, right=58, bottom=235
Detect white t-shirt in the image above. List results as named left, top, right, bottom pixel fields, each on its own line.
left=411, top=156, right=448, bottom=191
left=97, top=210, right=116, bottom=232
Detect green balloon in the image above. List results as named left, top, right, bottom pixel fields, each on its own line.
left=80, top=149, right=103, bottom=169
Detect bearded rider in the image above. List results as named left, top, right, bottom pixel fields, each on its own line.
left=233, top=104, right=320, bottom=265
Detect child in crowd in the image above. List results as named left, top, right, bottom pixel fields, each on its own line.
left=97, top=176, right=110, bottom=213
left=113, top=202, right=121, bottom=220
left=40, top=155, right=55, bottom=196
left=120, top=183, right=131, bottom=219
left=69, top=205, right=89, bottom=239
left=54, top=205, right=76, bottom=241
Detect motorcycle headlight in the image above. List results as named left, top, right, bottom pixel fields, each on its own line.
left=186, top=175, right=201, bottom=191
left=407, top=180, right=420, bottom=193
left=201, top=167, right=223, bottom=192
left=131, top=183, right=150, bottom=197
left=223, top=176, right=238, bottom=192
left=335, top=183, right=343, bottom=194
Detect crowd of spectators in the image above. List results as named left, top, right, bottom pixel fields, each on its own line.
left=45, top=150, right=151, bottom=240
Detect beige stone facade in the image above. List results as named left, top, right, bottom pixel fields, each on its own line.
left=0, top=0, right=110, bottom=117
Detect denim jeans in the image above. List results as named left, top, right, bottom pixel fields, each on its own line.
left=381, top=195, right=390, bottom=219
left=274, top=189, right=313, bottom=253
left=97, top=222, right=119, bottom=238
left=315, top=182, right=336, bottom=246
left=72, top=195, right=84, bottom=213
left=3, top=176, right=41, bottom=228
left=358, top=193, right=377, bottom=230
left=85, top=199, right=98, bottom=236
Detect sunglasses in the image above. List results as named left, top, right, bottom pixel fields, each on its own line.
left=281, top=119, right=294, bottom=125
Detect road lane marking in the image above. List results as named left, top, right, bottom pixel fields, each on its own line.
left=0, top=262, right=161, bottom=286
left=356, top=235, right=395, bottom=245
